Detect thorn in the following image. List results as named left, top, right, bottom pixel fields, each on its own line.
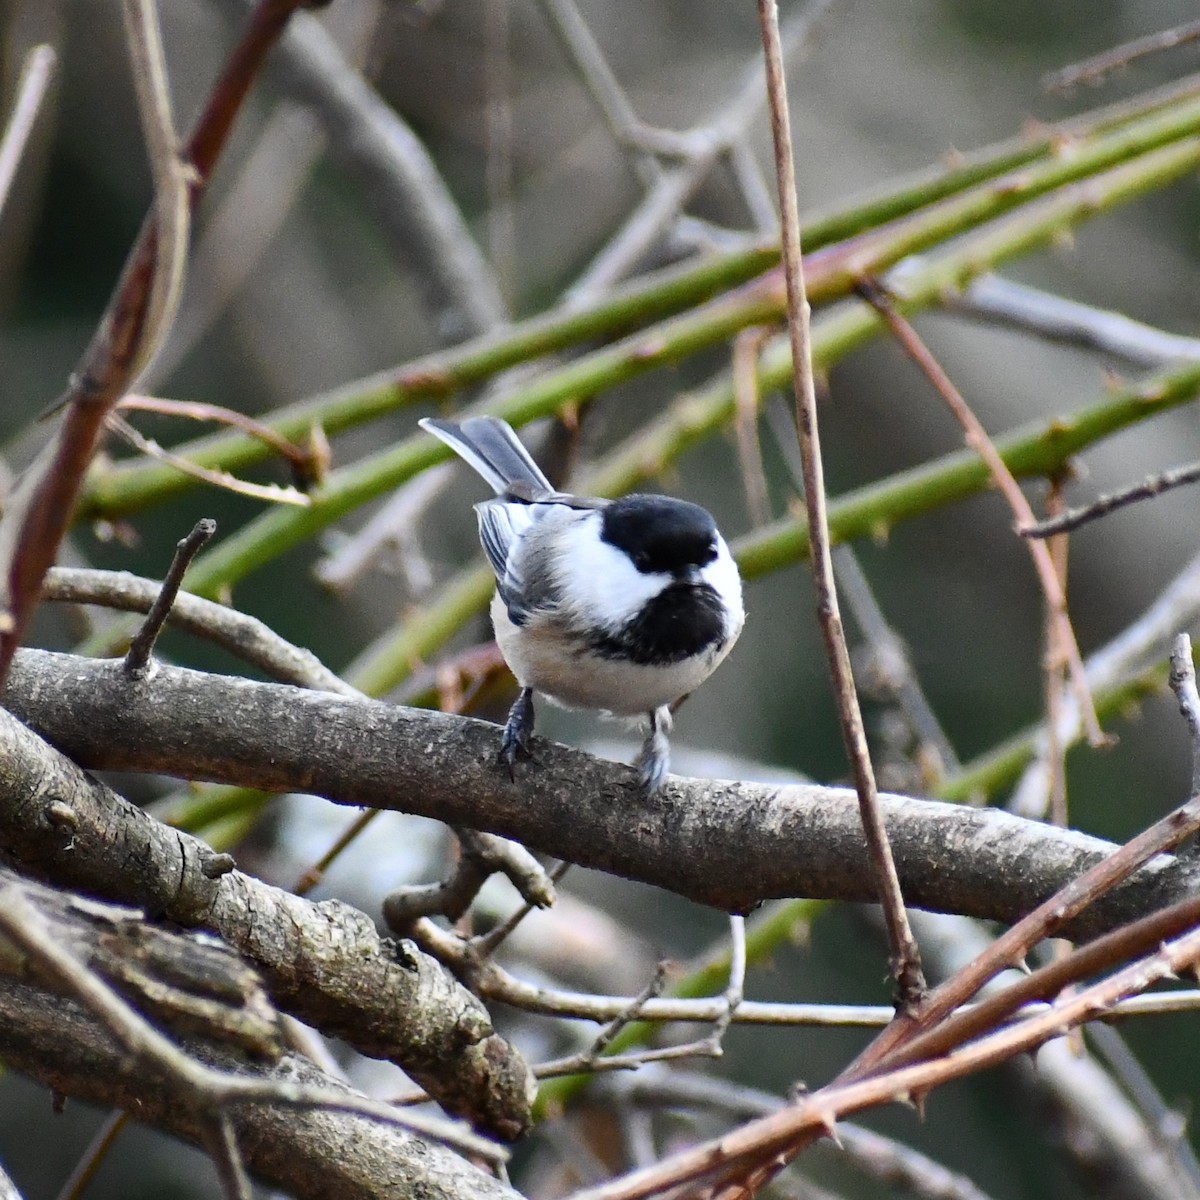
left=812, top=1107, right=841, bottom=1147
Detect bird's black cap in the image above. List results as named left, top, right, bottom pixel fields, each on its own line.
left=600, top=494, right=718, bottom=576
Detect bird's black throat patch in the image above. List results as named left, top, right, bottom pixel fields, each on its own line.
left=589, top=582, right=726, bottom=665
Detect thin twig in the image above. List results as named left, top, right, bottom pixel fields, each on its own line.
left=536, top=0, right=660, bottom=187
left=946, top=274, right=1200, bottom=368
left=707, top=914, right=747, bottom=1047
left=844, top=773, right=1200, bottom=1081
left=1022, top=459, right=1200, bottom=538
left=1043, top=476, right=1071, bottom=829
left=106, top=413, right=311, bottom=506
left=765, top=396, right=959, bottom=781
left=118, top=394, right=326, bottom=485
left=731, top=329, right=773, bottom=526
left=472, top=860, right=572, bottom=957
left=568, top=928, right=1200, bottom=1200
left=832, top=544, right=960, bottom=785
left=314, top=464, right=450, bottom=596
left=527, top=964, right=690, bottom=1080
left=119, top=0, right=192, bottom=390
left=619, top=1070, right=1003, bottom=1200
left=414, top=914, right=1200, bottom=1027
left=758, top=0, right=923, bottom=1009
left=1044, top=19, right=1200, bottom=92
left=0, top=44, right=55, bottom=224
left=566, top=0, right=835, bottom=303
left=1169, top=633, right=1200, bottom=798
left=43, top=566, right=358, bottom=695
left=532, top=1041, right=722, bottom=1081
left=857, top=279, right=1107, bottom=750
left=219, top=0, right=508, bottom=339
left=524, top=943, right=758, bottom=1082
left=54, top=1111, right=129, bottom=1200
left=0, top=0, right=311, bottom=684
left=859, top=891, right=1200, bottom=1077
left=1007, top=553, right=1200, bottom=818
left=294, top=808, right=382, bottom=896
left=203, top=1112, right=252, bottom=1200
left=616, top=1072, right=1001, bottom=1200
left=905, top=907, right=1200, bottom=1200
left=483, top=0, right=515, bottom=299
left=124, top=519, right=217, bottom=674
left=1086, top=1022, right=1200, bottom=1195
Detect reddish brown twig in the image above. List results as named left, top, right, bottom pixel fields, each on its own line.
left=105, top=414, right=311, bottom=507
left=731, top=328, right=774, bottom=526
left=117, top=394, right=328, bottom=488
left=757, top=0, right=924, bottom=1011
left=568, top=919, right=1200, bottom=1200
left=0, top=0, right=310, bottom=686
left=856, top=278, right=1106, bottom=751
left=688, top=633, right=1200, bottom=1200
left=1043, top=475, right=1071, bottom=828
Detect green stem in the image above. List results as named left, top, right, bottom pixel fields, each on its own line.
left=77, top=244, right=778, bottom=520
left=126, top=136, right=1200, bottom=835
left=336, top=140, right=1200, bottom=697
left=78, top=82, right=1200, bottom=523
left=170, top=139, right=1200, bottom=606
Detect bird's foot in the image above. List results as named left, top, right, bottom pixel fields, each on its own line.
left=498, top=687, right=536, bottom=780
left=635, top=707, right=673, bottom=795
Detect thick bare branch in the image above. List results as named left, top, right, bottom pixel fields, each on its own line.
left=0, top=681, right=534, bottom=1139
left=0, top=978, right=517, bottom=1200
left=5, top=649, right=1200, bottom=941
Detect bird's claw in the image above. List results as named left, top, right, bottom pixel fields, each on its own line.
left=498, top=687, right=536, bottom=781
left=634, top=707, right=672, bottom=795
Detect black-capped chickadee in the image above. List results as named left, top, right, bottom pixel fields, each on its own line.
left=420, top=415, right=745, bottom=793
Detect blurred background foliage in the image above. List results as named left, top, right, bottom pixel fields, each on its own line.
left=2, top=1, right=1200, bottom=1197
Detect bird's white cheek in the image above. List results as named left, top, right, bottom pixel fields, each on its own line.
left=552, top=529, right=670, bottom=631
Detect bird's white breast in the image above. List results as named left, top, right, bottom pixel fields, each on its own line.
left=491, top=592, right=737, bottom=714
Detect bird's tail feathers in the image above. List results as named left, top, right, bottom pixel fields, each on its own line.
left=419, top=416, right=553, bottom=495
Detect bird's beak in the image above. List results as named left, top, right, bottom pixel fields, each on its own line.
left=677, top=566, right=702, bottom=585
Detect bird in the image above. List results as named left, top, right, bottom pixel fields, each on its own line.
left=419, top=415, right=745, bottom=793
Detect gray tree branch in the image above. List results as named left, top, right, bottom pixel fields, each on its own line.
left=0, top=864, right=281, bottom=1060
left=0, top=975, right=516, bottom=1200
left=4, top=649, right=1198, bottom=943
left=0, top=668, right=534, bottom=1140
left=211, top=0, right=507, bottom=340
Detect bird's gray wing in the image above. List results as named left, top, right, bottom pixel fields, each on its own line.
left=476, top=501, right=521, bottom=579
left=477, top=499, right=587, bottom=626
left=476, top=500, right=542, bottom=625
